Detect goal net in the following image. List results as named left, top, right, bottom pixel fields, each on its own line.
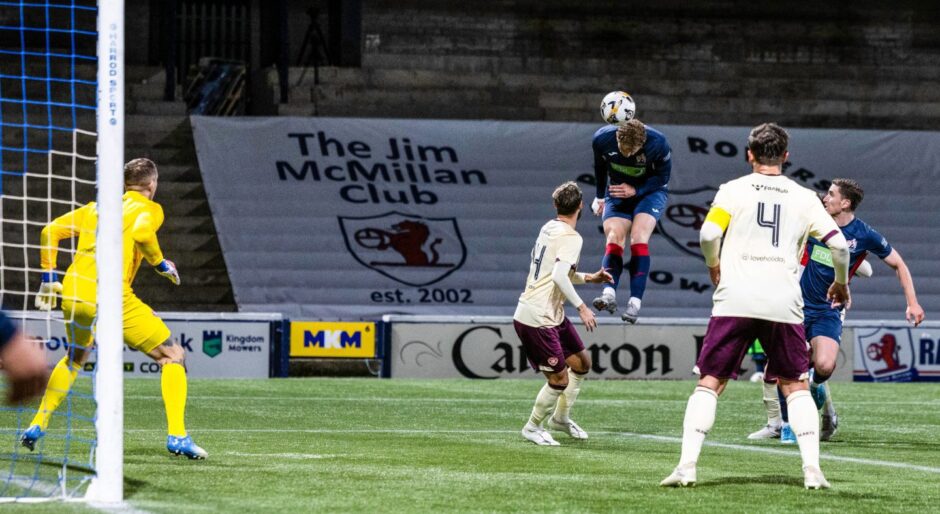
left=0, top=0, right=123, bottom=502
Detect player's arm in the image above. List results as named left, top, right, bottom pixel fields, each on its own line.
left=699, top=189, right=731, bottom=285
left=882, top=249, right=925, bottom=326
left=808, top=201, right=851, bottom=307
left=592, top=140, right=607, bottom=215
left=634, top=141, right=672, bottom=197
left=132, top=209, right=180, bottom=285
left=553, top=236, right=597, bottom=331
left=35, top=206, right=86, bottom=310
left=593, top=139, right=607, bottom=200
left=551, top=260, right=597, bottom=331
left=39, top=206, right=85, bottom=271
left=854, top=259, right=873, bottom=278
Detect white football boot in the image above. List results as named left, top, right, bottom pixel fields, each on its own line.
left=592, top=290, right=617, bottom=314
left=621, top=297, right=642, bottom=324
left=547, top=417, right=588, bottom=440
left=521, top=425, right=560, bottom=446
left=660, top=463, right=697, bottom=487
left=803, top=465, right=831, bottom=489
left=747, top=423, right=782, bottom=440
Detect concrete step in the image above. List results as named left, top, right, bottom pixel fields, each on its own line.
left=126, top=115, right=190, bottom=134
left=127, top=100, right=189, bottom=116
left=277, top=101, right=545, bottom=120
left=287, top=66, right=940, bottom=103
left=124, top=147, right=199, bottom=168
left=160, top=215, right=220, bottom=234
left=361, top=53, right=940, bottom=80
left=156, top=181, right=207, bottom=199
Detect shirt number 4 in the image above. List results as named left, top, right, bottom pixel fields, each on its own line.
left=757, top=202, right=781, bottom=247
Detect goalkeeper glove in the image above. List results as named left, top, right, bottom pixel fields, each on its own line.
left=35, top=271, right=63, bottom=311
left=155, top=260, right=181, bottom=286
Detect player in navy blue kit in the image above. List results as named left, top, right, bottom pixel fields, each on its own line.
left=803, top=179, right=924, bottom=439
left=750, top=178, right=926, bottom=443
left=590, top=118, right=672, bottom=323
left=0, top=311, right=49, bottom=404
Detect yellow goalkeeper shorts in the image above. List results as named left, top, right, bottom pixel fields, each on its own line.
left=62, top=294, right=171, bottom=355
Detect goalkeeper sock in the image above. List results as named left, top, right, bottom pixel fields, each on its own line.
left=527, top=383, right=564, bottom=427
left=554, top=368, right=586, bottom=422
left=31, top=357, right=81, bottom=430
left=786, top=390, right=821, bottom=469
left=161, top=363, right=188, bottom=437
left=678, top=386, right=718, bottom=467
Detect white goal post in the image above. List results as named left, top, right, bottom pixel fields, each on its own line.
left=86, top=0, right=124, bottom=503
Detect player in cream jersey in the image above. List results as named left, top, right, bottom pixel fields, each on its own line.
left=707, top=173, right=843, bottom=323
left=513, top=182, right=611, bottom=446
left=661, top=123, right=850, bottom=490
left=514, top=219, right=584, bottom=328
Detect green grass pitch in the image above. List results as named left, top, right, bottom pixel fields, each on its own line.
left=4, top=378, right=940, bottom=512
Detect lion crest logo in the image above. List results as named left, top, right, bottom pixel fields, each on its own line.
left=338, top=212, right=467, bottom=286
left=656, top=186, right=718, bottom=260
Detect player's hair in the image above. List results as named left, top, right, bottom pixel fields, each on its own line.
left=552, top=181, right=582, bottom=216
left=832, top=178, right=864, bottom=211
left=124, top=157, right=158, bottom=187
left=747, top=122, right=789, bottom=166
left=616, top=119, right=646, bottom=157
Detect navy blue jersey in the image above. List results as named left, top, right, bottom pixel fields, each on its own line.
left=0, top=311, right=16, bottom=350
left=593, top=124, right=672, bottom=200
left=801, top=217, right=892, bottom=310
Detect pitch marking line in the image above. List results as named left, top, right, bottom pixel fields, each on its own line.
left=111, top=428, right=940, bottom=474
left=125, top=395, right=939, bottom=406
left=614, top=431, right=940, bottom=474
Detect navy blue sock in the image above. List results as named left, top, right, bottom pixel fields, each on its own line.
left=601, top=243, right=624, bottom=290
left=777, top=385, right=789, bottom=423
left=628, top=243, right=650, bottom=299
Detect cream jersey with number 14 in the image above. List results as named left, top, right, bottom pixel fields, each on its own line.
left=708, top=174, right=841, bottom=323
left=513, top=220, right=583, bottom=328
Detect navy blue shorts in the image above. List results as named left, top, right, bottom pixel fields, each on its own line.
left=603, top=188, right=668, bottom=222
left=804, top=307, right=843, bottom=344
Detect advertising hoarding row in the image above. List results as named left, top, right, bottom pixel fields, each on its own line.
left=14, top=312, right=285, bottom=378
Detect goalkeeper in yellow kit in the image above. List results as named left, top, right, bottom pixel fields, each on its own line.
left=22, top=158, right=207, bottom=459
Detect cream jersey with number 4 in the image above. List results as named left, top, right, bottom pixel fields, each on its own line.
left=709, top=174, right=841, bottom=323
left=514, top=220, right=583, bottom=328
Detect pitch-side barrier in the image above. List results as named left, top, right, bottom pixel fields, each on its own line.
left=11, top=311, right=288, bottom=378
left=378, top=315, right=940, bottom=382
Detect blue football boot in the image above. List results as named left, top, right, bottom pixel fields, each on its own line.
left=20, top=424, right=45, bottom=451
left=167, top=435, right=208, bottom=460
left=780, top=423, right=796, bottom=444
left=809, top=369, right=828, bottom=410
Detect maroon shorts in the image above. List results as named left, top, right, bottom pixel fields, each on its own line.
left=695, top=316, right=809, bottom=382
left=513, top=318, right=585, bottom=374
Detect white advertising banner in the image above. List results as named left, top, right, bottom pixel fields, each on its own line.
left=851, top=322, right=940, bottom=382
left=191, top=116, right=940, bottom=321
left=386, top=316, right=856, bottom=381
left=389, top=320, right=704, bottom=380
left=19, top=312, right=279, bottom=378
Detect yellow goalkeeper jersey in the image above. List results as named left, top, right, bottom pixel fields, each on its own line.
left=40, top=191, right=166, bottom=303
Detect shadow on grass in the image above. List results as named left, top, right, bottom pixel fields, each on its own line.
left=695, top=475, right=894, bottom=500
left=124, top=475, right=156, bottom=497
left=695, top=474, right=803, bottom=487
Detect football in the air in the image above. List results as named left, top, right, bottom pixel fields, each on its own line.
left=600, top=91, right=636, bottom=125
